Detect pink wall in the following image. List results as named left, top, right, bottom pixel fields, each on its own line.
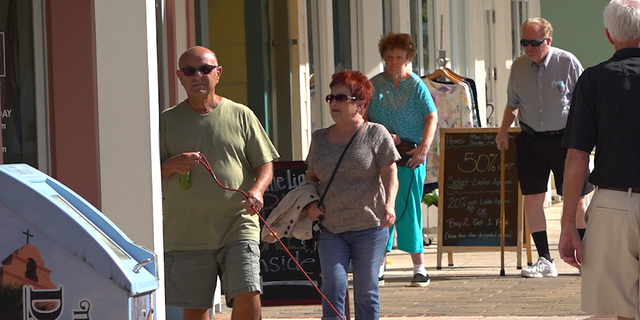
left=167, top=0, right=178, bottom=107
left=45, top=0, right=101, bottom=209
left=165, top=0, right=197, bottom=109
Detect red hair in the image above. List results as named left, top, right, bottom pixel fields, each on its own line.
left=329, top=70, right=373, bottom=108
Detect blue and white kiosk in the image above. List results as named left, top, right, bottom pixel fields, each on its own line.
left=0, top=164, right=158, bottom=320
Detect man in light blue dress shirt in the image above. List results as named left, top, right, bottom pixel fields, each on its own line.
left=495, top=17, right=593, bottom=278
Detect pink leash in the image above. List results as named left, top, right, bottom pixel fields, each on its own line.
left=197, top=154, right=345, bottom=320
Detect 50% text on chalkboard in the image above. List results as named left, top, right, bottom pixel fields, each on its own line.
left=437, top=128, right=528, bottom=275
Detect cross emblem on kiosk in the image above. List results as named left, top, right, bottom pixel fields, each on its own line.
left=23, top=229, right=33, bottom=244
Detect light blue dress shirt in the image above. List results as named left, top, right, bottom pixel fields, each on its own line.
left=507, top=46, right=583, bottom=132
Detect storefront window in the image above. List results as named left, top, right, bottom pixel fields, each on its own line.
left=410, top=0, right=431, bottom=76
left=0, top=0, right=38, bottom=167
left=332, top=0, right=351, bottom=72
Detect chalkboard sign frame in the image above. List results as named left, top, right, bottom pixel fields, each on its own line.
left=259, top=161, right=323, bottom=307
left=436, top=128, right=524, bottom=270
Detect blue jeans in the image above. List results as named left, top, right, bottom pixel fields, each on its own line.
left=316, top=226, right=389, bottom=320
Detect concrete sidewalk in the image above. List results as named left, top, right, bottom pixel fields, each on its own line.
left=215, top=201, right=615, bottom=319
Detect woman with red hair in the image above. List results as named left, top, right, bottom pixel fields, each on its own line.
left=304, top=69, right=400, bottom=319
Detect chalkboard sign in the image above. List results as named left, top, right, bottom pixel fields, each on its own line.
left=260, top=161, right=322, bottom=306
left=437, top=128, right=523, bottom=267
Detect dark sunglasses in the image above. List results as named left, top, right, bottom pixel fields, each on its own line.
left=325, top=94, right=359, bottom=103
left=520, top=38, right=547, bottom=47
left=179, top=64, right=218, bottom=76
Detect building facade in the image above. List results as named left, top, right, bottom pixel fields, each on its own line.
left=0, top=0, right=608, bottom=318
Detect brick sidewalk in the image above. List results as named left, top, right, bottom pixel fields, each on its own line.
left=211, top=201, right=616, bottom=319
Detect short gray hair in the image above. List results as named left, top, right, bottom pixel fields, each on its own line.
left=604, top=0, right=640, bottom=42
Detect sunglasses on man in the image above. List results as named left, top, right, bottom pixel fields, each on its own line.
left=179, top=64, right=218, bottom=77
left=520, top=38, right=548, bottom=47
left=325, top=94, right=360, bottom=103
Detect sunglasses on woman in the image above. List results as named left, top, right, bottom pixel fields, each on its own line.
left=179, top=64, right=218, bottom=76
left=520, top=38, right=547, bottom=47
left=325, top=94, right=359, bottom=103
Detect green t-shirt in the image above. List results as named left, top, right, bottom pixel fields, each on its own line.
left=160, top=99, right=279, bottom=250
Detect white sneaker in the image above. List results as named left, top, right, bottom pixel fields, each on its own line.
left=521, top=257, right=558, bottom=278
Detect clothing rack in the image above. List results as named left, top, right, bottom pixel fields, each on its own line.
left=435, top=49, right=450, bottom=69
left=436, top=15, right=449, bottom=69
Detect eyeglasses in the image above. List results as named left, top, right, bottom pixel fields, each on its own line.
left=179, top=64, right=218, bottom=76
left=520, top=38, right=547, bottom=47
left=325, top=94, right=359, bottom=103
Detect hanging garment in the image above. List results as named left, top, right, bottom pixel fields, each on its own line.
left=463, top=78, right=481, bottom=128
left=423, top=77, right=475, bottom=184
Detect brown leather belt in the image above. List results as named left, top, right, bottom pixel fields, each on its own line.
left=598, top=186, right=640, bottom=194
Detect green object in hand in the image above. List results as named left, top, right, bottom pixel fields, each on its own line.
left=180, top=172, right=190, bottom=190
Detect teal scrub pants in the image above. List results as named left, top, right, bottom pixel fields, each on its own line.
left=386, top=164, right=425, bottom=253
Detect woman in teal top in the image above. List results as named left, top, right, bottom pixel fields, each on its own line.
left=367, top=32, right=438, bottom=287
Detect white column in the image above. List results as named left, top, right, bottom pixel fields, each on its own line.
left=93, top=0, right=165, bottom=318
left=529, top=0, right=541, bottom=18
left=289, top=0, right=312, bottom=160
left=355, top=0, right=384, bottom=79
left=316, top=1, right=336, bottom=128
left=391, top=0, right=411, bottom=33
left=491, top=0, right=513, bottom=128
left=464, top=0, right=488, bottom=127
